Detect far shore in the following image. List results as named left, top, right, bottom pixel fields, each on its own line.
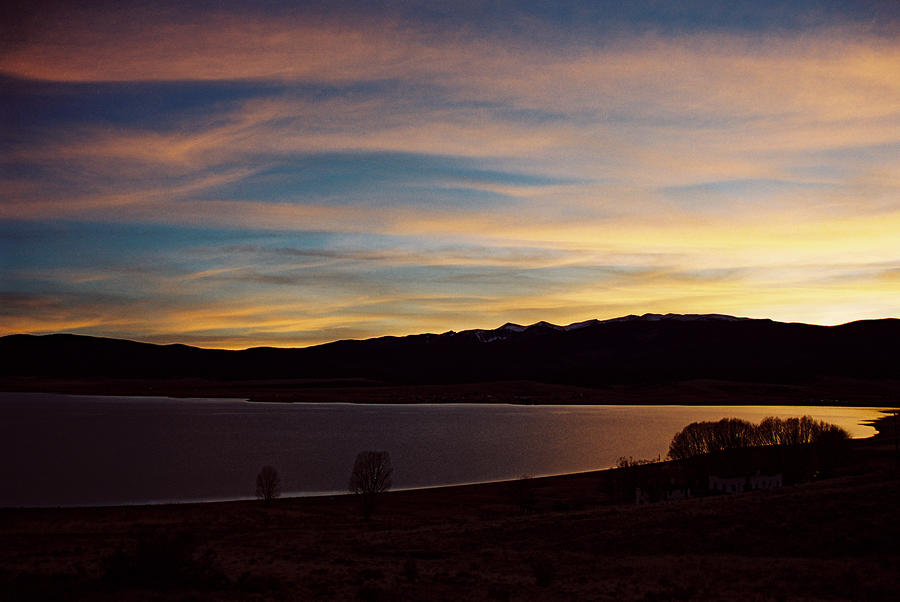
left=4, top=375, right=900, bottom=406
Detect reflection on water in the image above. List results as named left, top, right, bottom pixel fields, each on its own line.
left=0, top=392, right=890, bottom=507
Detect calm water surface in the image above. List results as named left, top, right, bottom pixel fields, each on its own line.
left=0, top=392, right=891, bottom=507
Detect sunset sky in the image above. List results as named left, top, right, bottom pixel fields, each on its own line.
left=2, top=1, right=899, bottom=349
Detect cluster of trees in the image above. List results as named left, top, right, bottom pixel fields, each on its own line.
left=254, top=450, right=393, bottom=519
left=668, top=416, right=850, bottom=460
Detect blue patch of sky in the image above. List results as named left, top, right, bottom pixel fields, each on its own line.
left=0, top=160, right=193, bottom=207
left=0, top=75, right=463, bottom=138
left=0, top=162, right=77, bottom=195
left=0, top=76, right=291, bottom=132
left=0, top=159, right=193, bottom=196
left=398, top=186, right=514, bottom=208
left=200, top=152, right=574, bottom=205
left=0, top=220, right=336, bottom=272
left=577, top=1, right=858, bottom=33
left=349, top=0, right=898, bottom=37
left=0, top=222, right=447, bottom=292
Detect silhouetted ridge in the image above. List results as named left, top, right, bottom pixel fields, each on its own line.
left=1, top=315, right=898, bottom=386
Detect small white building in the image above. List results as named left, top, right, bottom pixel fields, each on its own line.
left=748, top=472, right=782, bottom=490
left=708, top=475, right=747, bottom=493
left=708, top=472, right=782, bottom=494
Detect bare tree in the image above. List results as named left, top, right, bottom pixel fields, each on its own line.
left=349, top=451, right=393, bottom=520
left=255, top=465, right=281, bottom=504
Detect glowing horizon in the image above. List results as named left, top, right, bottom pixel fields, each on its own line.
left=2, top=1, right=898, bottom=349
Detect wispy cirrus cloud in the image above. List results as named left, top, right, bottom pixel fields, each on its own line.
left=1, top=1, right=898, bottom=345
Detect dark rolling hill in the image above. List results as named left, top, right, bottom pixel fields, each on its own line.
left=2, top=314, right=898, bottom=391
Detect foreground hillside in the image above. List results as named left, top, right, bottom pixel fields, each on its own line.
left=3, top=437, right=898, bottom=600
left=3, top=314, right=900, bottom=404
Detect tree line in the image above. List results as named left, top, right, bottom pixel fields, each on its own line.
left=668, top=416, right=850, bottom=460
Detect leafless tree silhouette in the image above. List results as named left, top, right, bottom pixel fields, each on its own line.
left=255, top=465, right=281, bottom=504
left=349, top=451, right=393, bottom=519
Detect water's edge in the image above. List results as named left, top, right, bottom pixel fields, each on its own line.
left=2, top=392, right=892, bottom=508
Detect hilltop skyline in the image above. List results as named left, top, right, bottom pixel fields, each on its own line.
left=2, top=1, right=899, bottom=349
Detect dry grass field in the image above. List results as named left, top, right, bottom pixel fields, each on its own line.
left=2, top=436, right=899, bottom=601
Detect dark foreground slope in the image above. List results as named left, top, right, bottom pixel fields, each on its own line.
left=2, top=437, right=898, bottom=601
left=2, top=314, right=899, bottom=403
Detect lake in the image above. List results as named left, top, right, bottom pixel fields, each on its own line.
left=0, top=392, right=891, bottom=507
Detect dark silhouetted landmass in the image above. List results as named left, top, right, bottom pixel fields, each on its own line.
left=2, top=313, right=899, bottom=404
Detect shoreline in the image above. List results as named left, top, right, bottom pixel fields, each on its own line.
left=4, top=375, right=900, bottom=406
left=2, top=390, right=896, bottom=511
left=0, top=467, right=618, bottom=512
left=9, top=432, right=891, bottom=511
left=5, top=419, right=897, bottom=512
left=3, top=436, right=899, bottom=600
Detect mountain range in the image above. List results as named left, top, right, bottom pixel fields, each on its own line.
left=2, top=314, right=898, bottom=393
